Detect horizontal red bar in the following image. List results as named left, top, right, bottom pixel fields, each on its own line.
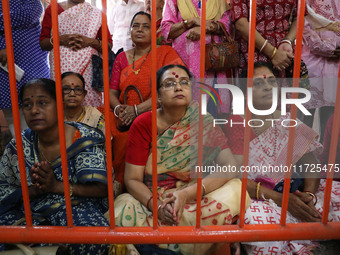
left=0, top=223, right=339, bottom=244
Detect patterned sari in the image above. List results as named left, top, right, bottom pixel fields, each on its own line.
left=0, top=122, right=109, bottom=254
left=109, top=45, right=184, bottom=191
left=226, top=114, right=340, bottom=255
left=112, top=103, right=250, bottom=255
left=48, top=2, right=103, bottom=107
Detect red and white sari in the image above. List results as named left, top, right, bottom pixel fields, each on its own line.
left=226, top=114, right=340, bottom=255
left=49, top=2, right=102, bottom=107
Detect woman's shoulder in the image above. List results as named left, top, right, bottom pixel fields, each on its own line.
left=116, top=51, right=129, bottom=63
left=66, top=121, right=105, bottom=141
left=157, top=45, right=176, bottom=53
left=131, top=111, right=152, bottom=130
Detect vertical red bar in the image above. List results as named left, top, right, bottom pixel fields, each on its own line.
left=322, top=63, right=340, bottom=224
left=101, top=0, right=115, bottom=228
left=151, top=0, right=159, bottom=229
left=50, top=0, right=73, bottom=227
left=1, top=0, right=33, bottom=226
left=239, top=0, right=257, bottom=228
left=280, top=0, right=305, bottom=226
left=196, top=0, right=207, bottom=229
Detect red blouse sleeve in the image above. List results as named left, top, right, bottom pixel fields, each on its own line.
left=126, top=112, right=153, bottom=166
left=109, top=51, right=128, bottom=90
left=231, top=0, right=249, bottom=22
left=96, top=26, right=113, bottom=44
left=223, top=115, right=256, bottom=155
left=39, top=4, right=64, bottom=41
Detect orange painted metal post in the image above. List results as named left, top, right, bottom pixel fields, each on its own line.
left=1, top=0, right=33, bottom=227
left=322, top=62, right=340, bottom=224
left=239, top=0, right=257, bottom=228
left=280, top=0, right=305, bottom=226
left=101, top=0, right=115, bottom=228
left=151, top=0, right=159, bottom=229
left=196, top=0, right=207, bottom=229
left=50, top=0, right=73, bottom=227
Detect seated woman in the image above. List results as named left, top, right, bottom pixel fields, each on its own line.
left=109, top=11, right=184, bottom=192
left=111, top=65, right=249, bottom=255
left=62, top=71, right=105, bottom=134
left=224, top=62, right=340, bottom=254
left=0, top=79, right=109, bottom=254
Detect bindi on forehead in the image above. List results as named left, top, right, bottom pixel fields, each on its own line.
left=263, top=74, right=266, bottom=79
left=171, top=72, right=179, bottom=78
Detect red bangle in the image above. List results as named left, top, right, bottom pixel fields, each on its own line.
left=146, top=195, right=153, bottom=211
left=304, top=191, right=317, bottom=205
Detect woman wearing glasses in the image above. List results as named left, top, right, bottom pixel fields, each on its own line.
left=111, top=65, right=248, bottom=254
left=109, top=11, right=184, bottom=193
left=62, top=72, right=105, bottom=135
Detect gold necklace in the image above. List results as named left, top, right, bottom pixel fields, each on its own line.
left=132, top=48, right=151, bottom=75
left=38, top=138, right=52, bottom=164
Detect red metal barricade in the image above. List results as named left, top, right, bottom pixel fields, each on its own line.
left=1, top=0, right=340, bottom=249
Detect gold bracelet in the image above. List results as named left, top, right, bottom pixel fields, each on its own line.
left=304, top=191, right=317, bottom=205
left=201, top=183, right=206, bottom=197
left=256, top=182, right=261, bottom=200
left=69, top=184, right=73, bottom=197
left=270, top=47, right=277, bottom=60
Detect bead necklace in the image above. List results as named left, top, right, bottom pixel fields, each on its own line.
left=38, top=138, right=52, bottom=164
left=251, top=114, right=278, bottom=158
left=132, top=48, right=151, bottom=75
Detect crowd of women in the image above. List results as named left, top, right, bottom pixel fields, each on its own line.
left=0, top=0, right=339, bottom=254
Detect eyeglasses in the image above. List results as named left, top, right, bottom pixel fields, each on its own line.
left=161, top=79, right=191, bottom=90
left=62, top=87, right=84, bottom=95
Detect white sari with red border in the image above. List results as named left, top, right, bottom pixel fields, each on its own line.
left=49, top=2, right=102, bottom=107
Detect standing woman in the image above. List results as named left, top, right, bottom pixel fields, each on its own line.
left=301, top=0, right=340, bottom=141
left=109, top=11, right=184, bottom=191
left=40, top=0, right=112, bottom=107
left=0, top=0, right=50, bottom=135
left=161, top=0, right=232, bottom=113
left=0, top=79, right=109, bottom=254
left=231, top=0, right=297, bottom=73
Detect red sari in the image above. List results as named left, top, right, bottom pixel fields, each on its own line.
left=109, top=45, right=184, bottom=190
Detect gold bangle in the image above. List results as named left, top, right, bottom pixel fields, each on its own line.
left=256, top=182, right=261, bottom=200
left=304, top=191, right=317, bottom=205
left=201, top=183, right=206, bottom=197
left=69, top=184, right=73, bottom=197
left=270, top=47, right=277, bottom=60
